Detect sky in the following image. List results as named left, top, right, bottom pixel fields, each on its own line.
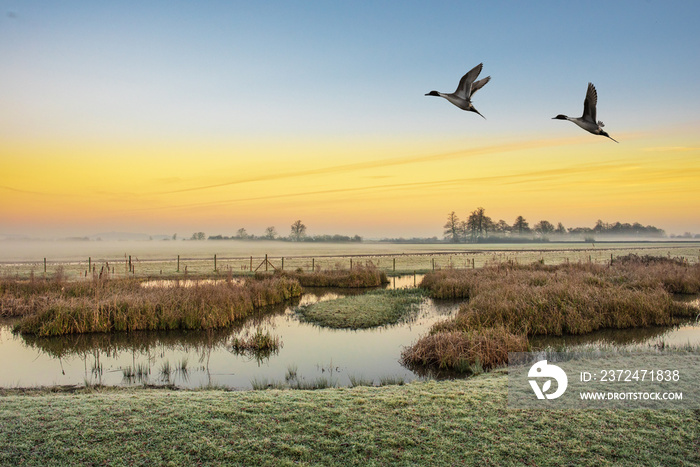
left=1, top=1, right=700, bottom=239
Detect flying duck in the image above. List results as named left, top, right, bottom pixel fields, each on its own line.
left=553, top=82, right=618, bottom=142
left=425, top=63, right=490, bottom=119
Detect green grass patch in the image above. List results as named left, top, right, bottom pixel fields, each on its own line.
left=296, top=288, right=424, bottom=329
left=0, top=374, right=697, bottom=466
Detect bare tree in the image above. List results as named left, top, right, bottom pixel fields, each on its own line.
left=443, top=211, right=461, bottom=243
left=534, top=220, right=555, bottom=237
left=290, top=220, right=307, bottom=241
left=236, top=228, right=248, bottom=239
left=495, top=220, right=510, bottom=235
left=264, top=226, right=277, bottom=240
left=555, top=222, right=567, bottom=234
left=191, top=232, right=206, bottom=241
left=466, top=207, right=493, bottom=241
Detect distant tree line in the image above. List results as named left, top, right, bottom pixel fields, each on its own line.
left=190, top=220, right=362, bottom=243
left=442, top=208, right=665, bottom=243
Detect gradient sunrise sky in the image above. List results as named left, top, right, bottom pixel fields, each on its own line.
left=2, top=1, right=699, bottom=239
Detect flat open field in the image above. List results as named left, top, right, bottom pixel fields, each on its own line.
left=1, top=372, right=697, bottom=466
left=2, top=240, right=699, bottom=280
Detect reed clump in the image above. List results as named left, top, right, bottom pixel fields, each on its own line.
left=231, top=327, right=282, bottom=353
left=402, top=327, right=528, bottom=372
left=272, top=262, right=389, bottom=288
left=404, top=256, right=699, bottom=372
left=12, top=276, right=302, bottom=337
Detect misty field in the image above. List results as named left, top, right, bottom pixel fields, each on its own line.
left=1, top=239, right=699, bottom=281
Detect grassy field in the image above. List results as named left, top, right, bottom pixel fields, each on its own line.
left=3, top=241, right=699, bottom=281
left=1, top=372, right=697, bottom=466
left=296, top=288, right=423, bottom=329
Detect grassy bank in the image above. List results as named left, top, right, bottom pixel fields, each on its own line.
left=1, top=374, right=697, bottom=466
left=405, top=256, right=700, bottom=372
left=10, top=276, right=302, bottom=336
left=296, top=288, right=423, bottom=329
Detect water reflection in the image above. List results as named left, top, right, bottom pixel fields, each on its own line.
left=2, top=285, right=698, bottom=390
left=530, top=320, right=700, bottom=349
left=1, top=277, right=460, bottom=389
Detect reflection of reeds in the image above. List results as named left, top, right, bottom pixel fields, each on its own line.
left=159, top=361, right=172, bottom=380
left=122, top=365, right=135, bottom=380
left=405, top=255, right=700, bottom=373
left=11, top=276, right=302, bottom=336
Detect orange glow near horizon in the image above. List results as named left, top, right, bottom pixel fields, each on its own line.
left=2, top=129, right=700, bottom=237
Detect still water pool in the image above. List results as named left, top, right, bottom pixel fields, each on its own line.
left=1, top=280, right=698, bottom=390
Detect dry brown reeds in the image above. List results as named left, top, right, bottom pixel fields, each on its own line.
left=271, top=262, right=389, bottom=288
left=404, top=255, right=700, bottom=372
left=401, top=327, right=528, bottom=372
left=11, top=276, right=302, bottom=337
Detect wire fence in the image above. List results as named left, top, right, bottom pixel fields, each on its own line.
left=2, top=245, right=699, bottom=281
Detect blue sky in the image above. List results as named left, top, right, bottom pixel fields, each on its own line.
left=1, top=1, right=700, bottom=237
left=4, top=1, right=700, bottom=140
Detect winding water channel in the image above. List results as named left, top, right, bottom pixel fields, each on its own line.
left=1, top=276, right=698, bottom=390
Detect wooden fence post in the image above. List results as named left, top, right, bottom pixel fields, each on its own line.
left=214, top=254, right=217, bottom=272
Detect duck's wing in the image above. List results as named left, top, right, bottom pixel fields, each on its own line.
left=582, top=82, right=597, bottom=124
left=454, top=63, right=483, bottom=99
left=470, top=76, right=491, bottom=96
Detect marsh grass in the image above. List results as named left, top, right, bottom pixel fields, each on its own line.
left=230, top=328, right=281, bottom=353
left=10, top=276, right=302, bottom=336
left=297, top=288, right=424, bottom=329
left=378, top=375, right=405, bottom=386
left=348, top=374, right=373, bottom=387
left=159, top=361, right=172, bottom=380
left=405, top=255, right=700, bottom=372
left=272, top=262, right=389, bottom=288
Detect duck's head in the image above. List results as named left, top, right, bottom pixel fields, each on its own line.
left=552, top=114, right=568, bottom=120
left=600, top=130, right=619, bottom=143
left=425, top=91, right=440, bottom=97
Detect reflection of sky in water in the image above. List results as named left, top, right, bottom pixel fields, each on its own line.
left=0, top=278, right=455, bottom=390
left=2, top=286, right=698, bottom=390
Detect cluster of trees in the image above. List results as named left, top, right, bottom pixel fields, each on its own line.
left=192, top=220, right=362, bottom=243
left=443, top=208, right=665, bottom=243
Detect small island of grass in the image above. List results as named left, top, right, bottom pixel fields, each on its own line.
left=296, top=288, right=424, bottom=329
